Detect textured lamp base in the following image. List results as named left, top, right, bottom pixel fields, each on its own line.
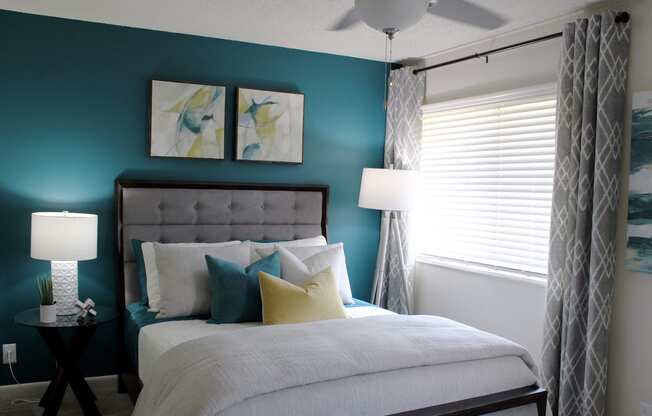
left=51, top=261, right=79, bottom=315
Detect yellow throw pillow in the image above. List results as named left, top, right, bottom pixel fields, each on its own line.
left=259, top=267, right=347, bottom=325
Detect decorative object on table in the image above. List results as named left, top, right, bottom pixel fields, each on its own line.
left=236, top=87, right=304, bottom=164
left=14, top=306, right=116, bottom=415
left=37, top=274, right=56, bottom=323
left=74, top=298, right=97, bottom=324
left=150, top=79, right=226, bottom=160
left=626, top=91, right=652, bottom=273
left=31, top=212, right=98, bottom=315
left=358, top=167, right=419, bottom=307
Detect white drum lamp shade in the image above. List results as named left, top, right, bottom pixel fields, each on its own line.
left=31, top=212, right=97, bottom=261
left=31, top=212, right=98, bottom=315
left=358, top=168, right=419, bottom=212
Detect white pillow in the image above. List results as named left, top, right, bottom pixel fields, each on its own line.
left=249, top=236, right=327, bottom=261
left=141, top=241, right=242, bottom=313
left=258, top=244, right=354, bottom=304
left=154, top=241, right=251, bottom=318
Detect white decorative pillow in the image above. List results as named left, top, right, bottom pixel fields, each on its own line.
left=249, top=236, right=327, bottom=261
left=141, top=241, right=243, bottom=315
left=258, top=244, right=354, bottom=304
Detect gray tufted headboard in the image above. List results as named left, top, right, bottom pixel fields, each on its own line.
left=115, top=179, right=328, bottom=310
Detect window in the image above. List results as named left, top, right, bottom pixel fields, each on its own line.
left=418, top=85, right=557, bottom=277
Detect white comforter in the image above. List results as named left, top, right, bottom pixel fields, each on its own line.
left=134, top=315, right=538, bottom=416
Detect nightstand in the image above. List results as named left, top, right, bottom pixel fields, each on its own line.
left=15, top=306, right=117, bottom=416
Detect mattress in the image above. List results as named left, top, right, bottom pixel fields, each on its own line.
left=219, top=357, right=537, bottom=416
left=135, top=311, right=538, bottom=416
left=137, top=302, right=393, bottom=385
left=124, top=302, right=207, bottom=370
left=124, top=299, right=384, bottom=378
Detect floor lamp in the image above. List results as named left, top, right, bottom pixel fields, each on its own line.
left=358, top=167, right=419, bottom=305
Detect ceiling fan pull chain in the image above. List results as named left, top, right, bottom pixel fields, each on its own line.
left=384, top=34, right=389, bottom=109
left=388, top=34, right=394, bottom=87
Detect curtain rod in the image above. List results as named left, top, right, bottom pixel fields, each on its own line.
left=413, top=11, right=630, bottom=75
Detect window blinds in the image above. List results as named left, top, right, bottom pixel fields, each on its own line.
left=419, top=85, right=557, bottom=276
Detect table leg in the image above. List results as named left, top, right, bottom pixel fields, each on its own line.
left=68, top=327, right=98, bottom=402
left=37, top=327, right=101, bottom=416
left=40, top=367, right=67, bottom=415
left=39, top=366, right=64, bottom=407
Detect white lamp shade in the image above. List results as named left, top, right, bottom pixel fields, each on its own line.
left=358, top=168, right=419, bottom=211
left=31, top=212, right=98, bottom=261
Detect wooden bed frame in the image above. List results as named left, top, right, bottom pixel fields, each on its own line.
left=114, top=178, right=547, bottom=416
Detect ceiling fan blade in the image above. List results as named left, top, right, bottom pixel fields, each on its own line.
left=428, top=0, right=508, bottom=30
left=329, top=8, right=362, bottom=31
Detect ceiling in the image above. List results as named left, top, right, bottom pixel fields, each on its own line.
left=0, top=0, right=598, bottom=62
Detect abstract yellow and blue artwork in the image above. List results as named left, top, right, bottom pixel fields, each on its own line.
left=626, top=91, right=652, bottom=273
left=150, top=80, right=225, bottom=159
left=236, top=88, right=304, bottom=164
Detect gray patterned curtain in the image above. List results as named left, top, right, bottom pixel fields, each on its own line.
left=541, top=11, right=630, bottom=416
left=377, top=67, right=425, bottom=314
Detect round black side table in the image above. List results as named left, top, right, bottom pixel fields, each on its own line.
left=15, top=306, right=117, bottom=416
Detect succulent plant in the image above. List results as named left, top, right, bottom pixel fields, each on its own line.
left=37, top=274, right=55, bottom=306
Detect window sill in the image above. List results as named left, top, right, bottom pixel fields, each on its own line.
left=416, top=255, right=548, bottom=288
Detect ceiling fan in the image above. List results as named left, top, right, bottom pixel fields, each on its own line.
left=332, top=1, right=507, bottom=107
left=331, top=0, right=508, bottom=38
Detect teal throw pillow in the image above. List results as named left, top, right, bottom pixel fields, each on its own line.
left=206, top=251, right=280, bottom=323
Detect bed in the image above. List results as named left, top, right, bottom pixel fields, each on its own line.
left=115, top=179, right=547, bottom=416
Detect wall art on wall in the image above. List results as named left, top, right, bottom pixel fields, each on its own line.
left=236, top=88, right=304, bottom=164
left=625, top=91, right=652, bottom=273
left=150, top=80, right=226, bottom=159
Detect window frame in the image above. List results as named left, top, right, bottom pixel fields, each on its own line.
left=416, top=83, right=557, bottom=284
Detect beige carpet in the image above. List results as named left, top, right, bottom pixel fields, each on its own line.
left=0, top=375, right=132, bottom=416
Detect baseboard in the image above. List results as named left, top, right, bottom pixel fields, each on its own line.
left=0, top=374, right=118, bottom=409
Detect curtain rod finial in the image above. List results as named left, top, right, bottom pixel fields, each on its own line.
left=615, top=11, right=630, bottom=24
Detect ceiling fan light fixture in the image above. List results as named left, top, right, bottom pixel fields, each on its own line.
left=383, top=28, right=398, bottom=40
left=355, top=0, right=430, bottom=33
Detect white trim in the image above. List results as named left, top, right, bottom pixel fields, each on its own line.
left=422, top=83, right=557, bottom=113
left=417, top=254, right=548, bottom=288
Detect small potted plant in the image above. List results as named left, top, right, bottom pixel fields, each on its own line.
left=37, top=275, right=56, bottom=323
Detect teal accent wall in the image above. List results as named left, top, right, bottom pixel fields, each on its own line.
left=0, top=10, right=385, bottom=385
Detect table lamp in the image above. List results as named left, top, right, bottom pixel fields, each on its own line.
left=358, top=167, right=419, bottom=304
left=31, top=212, right=98, bottom=315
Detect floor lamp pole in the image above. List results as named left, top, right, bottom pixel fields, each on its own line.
left=371, top=210, right=391, bottom=305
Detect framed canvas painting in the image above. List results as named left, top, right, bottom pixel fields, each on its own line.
left=150, top=79, right=226, bottom=159
left=236, top=88, right=304, bottom=164
left=625, top=91, right=652, bottom=273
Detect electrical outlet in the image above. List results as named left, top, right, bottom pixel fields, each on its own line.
left=642, top=402, right=652, bottom=416
left=2, top=344, right=16, bottom=364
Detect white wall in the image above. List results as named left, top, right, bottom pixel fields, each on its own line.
left=414, top=262, right=547, bottom=363
left=413, top=2, right=652, bottom=415
left=423, top=20, right=563, bottom=104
